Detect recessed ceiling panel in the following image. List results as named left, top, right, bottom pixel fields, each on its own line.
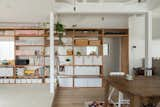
left=103, top=0, right=131, bottom=2
left=56, top=0, right=133, bottom=3
left=87, top=0, right=98, bottom=2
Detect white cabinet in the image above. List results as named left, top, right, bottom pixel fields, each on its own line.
left=0, top=79, right=15, bottom=83
left=84, top=56, right=93, bottom=65
left=0, top=68, right=13, bottom=76
left=74, top=56, right=102, bottom=65
left=59, top=66, right=73, bottom=75
left=74, top=78, right=102, bottom=87
left=93, top=56, right=102, bottom=65
left=75, top=78, right=87, bottom=87
left=15, top=79, right=42, bottom=83
left=59, top=78, right=73, bottom=87
left=75, top=56, right=83, bottom=65
left=74, top=66, right=100, bottom=75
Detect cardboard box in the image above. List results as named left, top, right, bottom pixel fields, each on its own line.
left=74, top=39, right=88, bottom=46
left=67, top=50, right=73, bottom=55
left=89, top=40, right=101, bottom=46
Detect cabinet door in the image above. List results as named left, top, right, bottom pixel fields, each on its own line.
left=74, top=66, right=100, bottom=75
left=74, top=78, right=102, bottom=87
left=0, top=68, right=13, bottom=76
left=59, top=78, right=73, bottom=87
left=87, top=78, right=102, bottom=87
left=74, top=78, right=87, bottom=87
left=59, top=66, right=73, bottom=75
left=75, top=56, right=83, bottom=65
left=84, top=56, right=92, bottom=65
left=93, top=56, right=102, bottom=65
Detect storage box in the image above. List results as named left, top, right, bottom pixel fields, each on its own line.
left=74, top=39, right=88, bottom=46
left=89, top=40, right=101, bottom=46
left=67, top=50, right=73, bottom=55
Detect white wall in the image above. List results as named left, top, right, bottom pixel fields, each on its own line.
left=58, top=14, right=128, bottom=28
left=129, top=15, right=145, bottom=73
left=152, top=17, right=160, bottom=57
left=153, top=17, right=160, bottom=39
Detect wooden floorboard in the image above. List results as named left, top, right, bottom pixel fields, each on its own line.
left=53, top=88, right=105, bottom=107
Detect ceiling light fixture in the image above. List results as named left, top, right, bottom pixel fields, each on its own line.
left=72, top=0, right=77, bottom=28
left=73, top=0, right=76, bottom=12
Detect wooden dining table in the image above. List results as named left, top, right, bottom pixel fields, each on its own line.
left=104, top=76, right=160, bottom=107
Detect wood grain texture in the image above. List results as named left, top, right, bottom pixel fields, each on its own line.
left=105, top=76, right=160, bottom=107
left=121, top=36, right=129, bottom=74
left=53, top=88, right=105, bottom=107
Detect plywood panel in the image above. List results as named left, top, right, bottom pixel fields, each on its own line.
left=121, top=36, right=129, bottom=73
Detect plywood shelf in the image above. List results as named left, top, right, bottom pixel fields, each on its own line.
left=15, top=65, right=45, bottom=67
left=15, top=76, right=44, bottom=79
left=0, top=27, right=48, bottom=30
left=15, top=44, right=45, bottom=47
left=74, top=65, right=102, bottom=66
left=16, top=55, right=45, bottom=57
left=74, top=45, right=102, bottom=47
left=74, top=75, right=102, bottom=78
left=54, top=45, right=73, bottom=46
left=0, top=65, right=14, bottom=67
left=0, top=35, right=14, bottom=37
left=0, top=76, right=14, bottom=78
left=103, top=34, right=128, bottom=37
left=15, top=34, right=48, bottom=37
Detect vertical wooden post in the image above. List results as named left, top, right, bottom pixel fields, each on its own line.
left=145, top=11, right=152, bottom=76
left=50, top=12, right=55, bottom=93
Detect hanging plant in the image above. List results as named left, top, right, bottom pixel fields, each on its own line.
left=55, top=22, right=65, bottom=45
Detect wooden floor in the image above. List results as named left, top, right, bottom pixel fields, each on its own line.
left=53, top=88, right=105, bottom=107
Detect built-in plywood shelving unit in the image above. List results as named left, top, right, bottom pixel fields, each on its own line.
left=0, top=27, right=128, bottom=85
left=56, top=28, right=104, bottom=88
left=0, top=28, right=50, bottom=84
left=56, top=28, right=128, bottom=88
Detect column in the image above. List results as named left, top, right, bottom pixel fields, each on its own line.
left=50, top=12, right=55, bottom=93
left=145, top=11, right=152, bottom=76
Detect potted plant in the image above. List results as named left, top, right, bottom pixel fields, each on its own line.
left=55, top=22, right=65, bottom=45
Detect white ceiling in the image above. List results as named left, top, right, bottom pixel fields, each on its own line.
left=0, top=0, right=159, bottom=22
left=56, top=0, right=134, bottom=3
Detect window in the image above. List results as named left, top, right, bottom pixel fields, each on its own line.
left=0, top=37, right=14, bottom=60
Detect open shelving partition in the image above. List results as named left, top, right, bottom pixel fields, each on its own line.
left=0, top=27, right=50, bottom=84
left=56, top=28, right=104, bottom=88
left=0, top=27, right=128, bottom=85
